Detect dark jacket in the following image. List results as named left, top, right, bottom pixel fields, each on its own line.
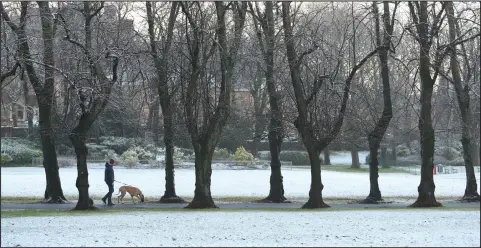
left=104, top=163, right=114, bottom=184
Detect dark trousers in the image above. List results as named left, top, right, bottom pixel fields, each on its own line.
left=103, top=182, right=114, bottom=203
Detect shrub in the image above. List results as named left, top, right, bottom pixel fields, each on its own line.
left=213, top=148, right=231, bottom=160
left=99, top=136, right=136, bottom=154
left=173, top=149, right=185, bottom=163
left=279, top=151, right=312, bottom=166
left=1, top=138, right=42, bottom=165
left=124, top=146, right=156, bottom=161
left=86, top=144, right=111, bottom=158
left=121, top=149, right=139, bottom=168
left=396, top=145, right=410, bottom=157
left=233, top=146, right=254, bottom=165
left=1, top=154, right=12, bottom=165
left=442, top=147, right=461, bottom=161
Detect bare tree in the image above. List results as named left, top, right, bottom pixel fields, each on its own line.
left=179, top=2, right=247, bottom=208
left=445, top=1, right=479, bottom=202
left=145, top=1, right=185, bottom=203
left=362, top=1, right=397, bottom=203
left=281, top=2, right=378, bottom=208
left=59, top=1, right=119, bottom=210
left=1, top=1, right=67, bottom=203
left=407, top=1, right=445, bottom=207
left=249, top=1, right=288, bottom=203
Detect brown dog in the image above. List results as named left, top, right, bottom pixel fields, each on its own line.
left=116, top=185, right=145, bottom=204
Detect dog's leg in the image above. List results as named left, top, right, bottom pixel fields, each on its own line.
left=119, top=191, right=126, bottom=204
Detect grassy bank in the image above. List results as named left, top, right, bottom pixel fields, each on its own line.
left=0, top=195, right=465, bottom=205
left=2, top=206, right=479, bottom=218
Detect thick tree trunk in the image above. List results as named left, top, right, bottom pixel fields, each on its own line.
left=70, top=133, right=95, bottom=210
left=446, top=2, right=480, bottom=202
left=250, top=2, right=287, bottom=203
left=410, top=45, right=441, bottom=207
left=261, top=121, right=287, bottom=202
left=38, top=105, right=67, bottom=203
left=410, top=68, right=441, bottom=207
left=186, top=144, right=217, bottom=208
left=303, top=146, right=329, bottom=208
left=366, top=142, right=382, bottom=202
left=160, top=109, right=185, bottom=203
left=363, top=2, right=393, bottom=204
left=350, top=147, right=360, bottom=169
left=323, top=147, right=331, bottom=165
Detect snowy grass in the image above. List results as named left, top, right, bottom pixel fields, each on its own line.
left=1, top=166, right=480, bottom=200
left=1, top=210, right=479, bottom=247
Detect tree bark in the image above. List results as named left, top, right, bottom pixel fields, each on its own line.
left=146, top=2, right=184, bottom=203
left=303, top=146, right=328, bottom=208
left=69, top=132, right=95, bottom=210
left=350, top=147, right=360, bottom=169
left=159, top=108, right=185, bottom=203
left=323, top=147, right=331, bottom=165
left=250, top=2, right=287, bottom=203
left=408, top=2, right=441, bottom=208
left=446, top=1, right=479, bottom=202
left=39, top=104, right=67, bottom=203
left=187, top=143, right=217, bottom=208
left=1, top=2, right=67, bottom=202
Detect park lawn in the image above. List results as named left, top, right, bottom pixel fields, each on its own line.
left=2, top=206, right=479, bottom=218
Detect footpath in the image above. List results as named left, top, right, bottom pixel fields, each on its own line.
left=1, top=201, right=479, bottom=210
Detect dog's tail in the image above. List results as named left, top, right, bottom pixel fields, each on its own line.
left=115, top=188, right=122, bottom=195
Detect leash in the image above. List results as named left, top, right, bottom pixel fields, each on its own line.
left=114, top=180, right=130, bottom=186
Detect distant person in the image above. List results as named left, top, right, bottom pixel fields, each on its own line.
left=102, top=159, right=116, bottom=206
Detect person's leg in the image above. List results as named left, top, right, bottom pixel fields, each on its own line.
left=107, top=183, right=115, bottom=205
left=102, top=183, right=109, bottom=204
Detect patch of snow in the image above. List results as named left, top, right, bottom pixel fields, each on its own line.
left=1, top=210, right=479, bottom=247
left=1, top=167, right=479, bottom=199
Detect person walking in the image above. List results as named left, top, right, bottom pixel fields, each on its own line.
left=102, top=159, right=116, bottom=206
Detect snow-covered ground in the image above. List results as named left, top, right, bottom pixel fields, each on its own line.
left=1, top=166, right=479, bottom=199
left=1, top=210, right=479, bottom=247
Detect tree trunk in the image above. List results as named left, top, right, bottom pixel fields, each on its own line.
left=261, top=119, right=287, bottom=202
left=323, top=147, right=331, bottom=165
left=70, top=132, right=95, bottom=210
left=410, top=8, right=441, bottom=206
left=38, top=105, right=67, bottom=203
left=160, top=108, right=185, bottom=203
left=186, top=143, right=217, bottom=208
left=472, top=144, right=480, bottom=166
left=350, top=147, right=360, bottom=169
left=250, top=2, right=287, bottom=203
left=446, top=1, right=479, bottom=202
left=366, top=141, right=382, bottom=202
left=303, top=146, right=329, bottom=208
left=362, top=2, right=393, bottom=204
